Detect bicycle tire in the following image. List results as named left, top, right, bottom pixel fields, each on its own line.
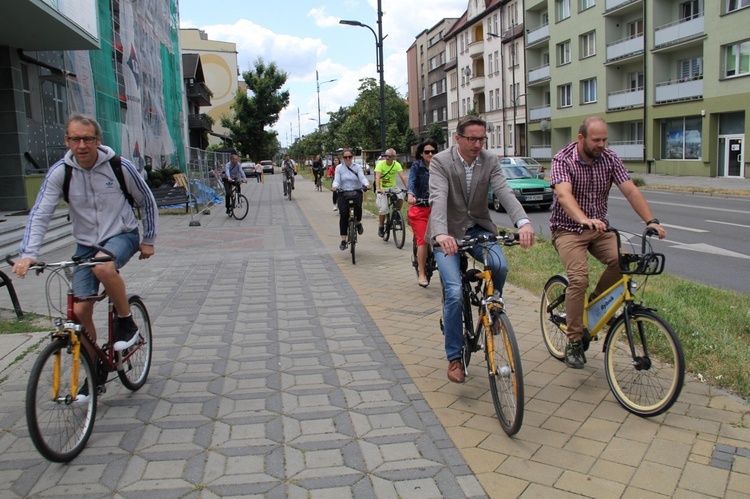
left=287, top=180, right=293, bottom=201
left=348, top=219, right=357, bottom=265
left=411, top=236, right=420, bottom=278
left=604, top=309, right=685, bottom=417
left=26, top=338, right=97, bottom=462
left=461, top=285, right=475, bottom=371
left=382, top=213, right=391, bottom=242
left=540, top=275, right=568, bottom=361
left=118, top=295, right=153, bottom=391
left=484, top=309, right=524, bottom=435
left=232, top=194, right=249, bottom=220
left=392, top=209, right=405, bottom=249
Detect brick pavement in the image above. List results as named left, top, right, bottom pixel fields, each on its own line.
left=1, top=173, right=749, bottom=497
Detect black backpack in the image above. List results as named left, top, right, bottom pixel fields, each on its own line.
left=62, top=155, right=135, bottom=208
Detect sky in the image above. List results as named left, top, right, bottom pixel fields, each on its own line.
left=178, top=0, right=465, bottom=147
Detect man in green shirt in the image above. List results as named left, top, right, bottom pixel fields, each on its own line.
left=374, top=148, right=408, bottom=238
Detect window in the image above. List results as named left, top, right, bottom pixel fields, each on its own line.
left=488, top=54, right=493, bottom=74
left=580, top=0, right=595, bottom=11
left=680, top=56, right=703, bottom=79
left=21, top=63, right=32, bottom=119
left=580, top=31, right=596, bottom=59
left=507, top=125, right=514, bottom=151
left=450, top=72, right=458, bottom=90
left=451, top=101, right=458, bottom=119
left=557, top=0, right=571, bottom=21
left=542, top=51, right=550, bottom=66
left=661, top=116, right=702, bottom=160
left=628, top=19, right=644, bottom=39
left=628, top=71, right=645, bottom=90
left=489, top=90, right=494, bottom=110
left=496, top=88, right=501, bottom=109
left=629, top=121, right=644, bottom=142
left=681, top=0, right=701, bottom=21
left=557, top=40, right=571, bottom=65
left=494, top=52, right=499, bottom=74
left=432, top=109, right=438, bottom=123
left=558, top=84, right=572, bottom=107
left=727, top=0, right=750, bottom=13
left=724, top=41, right=750, bottom=78
left=581, top=78, right=597, bottom=103
left=430, top=82, right=438, bottom=97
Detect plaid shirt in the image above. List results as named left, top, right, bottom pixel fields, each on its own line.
left=549, top=142, right=630, bottom=233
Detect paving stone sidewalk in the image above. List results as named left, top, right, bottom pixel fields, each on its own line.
left=0, top=178, right=484, bottom=498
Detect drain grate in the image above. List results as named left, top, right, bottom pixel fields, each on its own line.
left=711, top=444, right=750, bottom=470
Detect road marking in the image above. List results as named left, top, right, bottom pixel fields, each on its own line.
left=660, top=223, right=708, bottom=233
left=610, top=195, right=750, bottom=215
left=706, top=219, right=750, bottom=229
left=667, top=241, right=750, bottom=260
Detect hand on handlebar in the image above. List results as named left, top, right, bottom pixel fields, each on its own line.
left=580, top=218, right=608, bottom=232
left=435, top=234, right=458, bottom=256
left=517, top=224, right=535, bottom=249
left=10, top=256, right=37, bottom=279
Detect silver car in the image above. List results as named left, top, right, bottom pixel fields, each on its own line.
left=499, top=157, right=545, bottom=177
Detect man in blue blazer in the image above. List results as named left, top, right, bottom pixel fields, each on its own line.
left=427, top=116, right=535, bottom=383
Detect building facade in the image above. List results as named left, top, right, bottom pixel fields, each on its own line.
left=0, top=0, right=185, bottom=211
left=524, top=0, right=749, bottom=178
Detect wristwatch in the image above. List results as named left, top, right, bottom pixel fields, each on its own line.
left=646, top=218, right=660, bottom=225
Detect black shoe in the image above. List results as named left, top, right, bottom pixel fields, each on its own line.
left=339, top=241, right=347, bottom=251
left=114, top=314, right=139, bottom=352
left=565, top=340, right=586, bottom=369
left=357, top=224, right=364, bottom=235
left=378, top=227, right=385, bottom=238
left=226, top=208, right=231, bottom=214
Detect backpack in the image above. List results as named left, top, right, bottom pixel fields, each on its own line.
left=62, top=155, right=135, bottom=208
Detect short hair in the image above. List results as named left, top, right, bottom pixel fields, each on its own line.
left=341, top=148, right=352, bottom=157
left=415, top=139, right=438, bottom=160
left=385, top=148, right=396, bottom=156
left=579, top=116, right=606, bottom=138
left=66, top=113, right=102, bottom=137
left=456, top=115, right=486, bottom=135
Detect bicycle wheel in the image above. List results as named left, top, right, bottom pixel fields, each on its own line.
left=484, top=309, right=524, bottom=435
left=540, top=275, right=568, bottom=361
left=26, top=338, right=97, bottom=462
left=118, top=295, right=152, bottom=391
left=411, top=236, right=419, bottom=278
left=287, top=180, right=293, bottom=200
left=382, top=213, right=391, bottom=242
left=391, top=209, right=405, bottom=249
left=461, top=288, right=475, bottom=371
left=348, top=219, right=357, bottom=265
left=232, top=194, right=249, bottom=220
left=604, top=309, right=685, bottom=417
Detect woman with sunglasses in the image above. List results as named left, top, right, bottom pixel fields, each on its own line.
left=332, top=149, right=370, bottom=250
left=407, top=140, right=438, bottom=287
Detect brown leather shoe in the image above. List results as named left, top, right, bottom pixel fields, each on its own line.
left=447, top=358, right=465, bottom=383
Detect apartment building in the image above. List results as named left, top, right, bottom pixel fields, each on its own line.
left=406, top=18, right=458, bottom=154
left=524, top=0, right=749, bottom=178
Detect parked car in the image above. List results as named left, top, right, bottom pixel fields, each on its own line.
left=488, top=164, right=553, bottom=212
left=499, top=156, right=545, bottom=177
left=241, top=162, right=258, bottom=179
left=259, top=160, right=274, bottom=174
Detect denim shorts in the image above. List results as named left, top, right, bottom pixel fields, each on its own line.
left=73, top=230, right=140, bottom=297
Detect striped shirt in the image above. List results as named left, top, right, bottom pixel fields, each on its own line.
left=549, top=142, right=630, bottom=233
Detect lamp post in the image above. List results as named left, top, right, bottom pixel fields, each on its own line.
left=340, top=0, right=386, bottom=153
left=298, top=107, right=310, bottom=142
left=316, top=70, right=337, bottom=130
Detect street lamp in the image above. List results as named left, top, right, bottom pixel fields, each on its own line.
left=316, top=70, right=337, bottom=129
left=298, top=107, right=310, bottom=141
left=340, top=0, right=386, bottom=153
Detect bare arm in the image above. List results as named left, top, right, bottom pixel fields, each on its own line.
left=618, top=180, right=667, bottom=239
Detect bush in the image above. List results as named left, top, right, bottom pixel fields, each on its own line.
left=631, top=176, right=646, bottom=187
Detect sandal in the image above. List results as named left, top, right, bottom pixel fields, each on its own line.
left=418, top=278, right=429, bottom=288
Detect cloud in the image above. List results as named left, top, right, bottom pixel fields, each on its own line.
left=308, top=6, right=340, bottom=28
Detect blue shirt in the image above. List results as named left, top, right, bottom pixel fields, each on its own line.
left=407, top=159, right=430, bottom=203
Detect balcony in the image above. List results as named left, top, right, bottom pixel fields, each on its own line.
left=468, top=40, right=485, bottom=59
left=608, top=141, right=644, bottom=160
left=470, top=75, right=485, bottom=92
left=605, top=0, right=640, bottom=13
left=655, top=77, right=703, bottom=103
left=526, top=24, right=549, bottom=47
left=607, top=88, right=644, bottom=110
left=188, top=114, right=213, bottom=131
left=529, top=104, right=551, bottom=122
left=654, top=14, right=704, bottom=48
left=186, top=82, right=211, bottom=107
left=528, top=64, right=550, bottom=84
left=606, top=35, right=643, bottom=62
left=530, top=145, right=552, bottom=160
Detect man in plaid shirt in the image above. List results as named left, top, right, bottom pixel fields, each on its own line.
left=549, top=116, right=667, bottom=369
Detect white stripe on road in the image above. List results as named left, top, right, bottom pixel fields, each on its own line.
left=705, top=219, right=750, bottom=229
left=666, top=240, right=750, bottom=260
left=660, top=223, right=708, bottom=233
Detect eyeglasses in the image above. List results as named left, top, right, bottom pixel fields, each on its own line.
left=66, top=136, right=98, bottom=145
left=422, top=150, right=436, bottom=155
left=457, top=134, right=487, bottom=144
left=342, top=155, right=353, bottom=159
left=386, top=155, right=395, bottom=158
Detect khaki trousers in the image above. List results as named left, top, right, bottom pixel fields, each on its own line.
left=551, top=229, right=620, bottom=342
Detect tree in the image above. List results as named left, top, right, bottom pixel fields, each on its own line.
left=221, top=58, right=289, bottom=161
left=427, top=123, right=445, bottom=147
left=401, top=127, right=419, bottom=156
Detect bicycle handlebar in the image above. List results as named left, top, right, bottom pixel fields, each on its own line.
left=5, top=246, right=116, bottom=274
left=581, top=225, right=659, bottom=254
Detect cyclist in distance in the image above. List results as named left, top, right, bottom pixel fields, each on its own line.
left=13, top=113, right=158, bottom=360
left=282, top=154, right=297, bottom=194
left=312, top=154, right=324, bottom=189
left=223, top=154, right=247, bottom=214
left=549, top=116, right=666, bottom=369
left=427, top=116, right=535, bottom=384
left=374, top=148, right=408, bottom=238
left=332, top=149, right=370, bottom=250
left=407, top=139, right=437, bottom=288
left=329, top=156, right=341, bottom=211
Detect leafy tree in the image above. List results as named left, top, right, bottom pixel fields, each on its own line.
left=401, top=127, right=419, bottom=156
left=427, top=123, right=445, bottom=147
left=221, top=58, right=289, bottom=160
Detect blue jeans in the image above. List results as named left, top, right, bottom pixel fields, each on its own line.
left=73, top=230, right=140, bottom=297
left=436, top=227, right=508, bottom=361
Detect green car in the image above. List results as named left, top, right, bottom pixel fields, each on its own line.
left=488, top=165, right=553, bottom=212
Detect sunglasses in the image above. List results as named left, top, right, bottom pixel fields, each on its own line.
left=422, top=150, right=436, bottom=155
left=342, top=155, right=353, bottom=159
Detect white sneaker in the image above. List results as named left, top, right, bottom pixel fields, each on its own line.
left=333, top=206, right=338, bottom=211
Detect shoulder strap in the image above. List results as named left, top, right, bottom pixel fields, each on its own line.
left=62, top=155, right=135, bottom=207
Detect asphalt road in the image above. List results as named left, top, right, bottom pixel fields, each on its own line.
left=491, top=190, right=750, bottom=295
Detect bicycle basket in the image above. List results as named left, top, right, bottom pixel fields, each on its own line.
left=617, top=231, right=665, bottom=275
